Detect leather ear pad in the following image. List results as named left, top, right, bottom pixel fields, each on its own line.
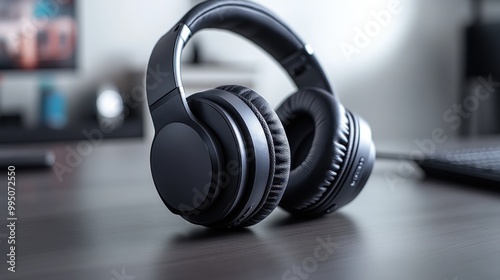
left=276, top=88, right=350, bottom=215
left=217, top=85, right=291, bottom=226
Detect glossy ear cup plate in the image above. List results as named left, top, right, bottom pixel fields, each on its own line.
left=276, top=88, right=351, bottom=215
left=218, top=85, right=291, bottom=226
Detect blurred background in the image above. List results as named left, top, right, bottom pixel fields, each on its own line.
left=0, top=0, right=499, bottom=147
left=1, top=2, right=500, bottom=279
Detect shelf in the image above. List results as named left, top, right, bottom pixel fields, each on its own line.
left=0, top=119, right=143, bottom=144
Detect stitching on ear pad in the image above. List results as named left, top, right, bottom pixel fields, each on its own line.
left=276, top=88, right=350, bottom=215
left=217, top=85, right=291, bottom=227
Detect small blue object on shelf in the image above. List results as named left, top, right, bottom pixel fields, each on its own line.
left=40, top=78, right=67, bottom=129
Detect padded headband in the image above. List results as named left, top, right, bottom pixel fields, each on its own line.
left=147, top=0, right=333, bottom=107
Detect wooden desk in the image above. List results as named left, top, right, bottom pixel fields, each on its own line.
left=1, top=140, right=499, bottom=280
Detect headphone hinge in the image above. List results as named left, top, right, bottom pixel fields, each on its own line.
left=280, top=45, right=333, bottom=93
left=281, top=46, right=314, bottom=79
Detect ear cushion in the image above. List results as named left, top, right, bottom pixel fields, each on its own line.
left=217, top=85, right=291, bottom=226
left=276, top=88, right=350, bottom=215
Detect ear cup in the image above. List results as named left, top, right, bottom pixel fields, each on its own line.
left=276, top=88, right=351, bottom=215
left=218, top=85, right=291, bottom=226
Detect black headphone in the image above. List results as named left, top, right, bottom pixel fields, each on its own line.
left=146, top=0, right=375, bottom=228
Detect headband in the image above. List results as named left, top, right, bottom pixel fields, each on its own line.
left=147, top=0, right=332, bottom=107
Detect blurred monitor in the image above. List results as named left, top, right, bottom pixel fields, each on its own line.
left=465, top=23, right=500, bottom=79
left=462, top=22, right=500, bottom=135
left=0, top=0, right=77, bottom=70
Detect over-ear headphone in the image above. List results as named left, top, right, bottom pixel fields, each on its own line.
left=146, top=0, right=375, bottom=228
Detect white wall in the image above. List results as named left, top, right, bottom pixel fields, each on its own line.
left=1, top=0, right=192, bottom=126
left=191, top=0, right=478, bottom=144
left=3, top=0, right=500, bottom=143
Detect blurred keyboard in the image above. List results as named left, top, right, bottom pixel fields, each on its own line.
left=417, top=146, right=500, bottom=185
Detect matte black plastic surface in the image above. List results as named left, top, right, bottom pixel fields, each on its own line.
left=151, top=123, right=219, bottom=214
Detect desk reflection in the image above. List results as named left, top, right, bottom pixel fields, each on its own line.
left=154, top=212, right=364, bottom=280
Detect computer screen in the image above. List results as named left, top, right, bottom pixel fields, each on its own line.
left=465, top=23, right=500, bottom=79
left=0, top=0, right=77, bottom=70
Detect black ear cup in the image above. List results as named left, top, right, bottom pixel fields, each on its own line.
left=175, top=85, right=291, bottom=228
left=217, top=85, right=291, bottom=226
left=276, top=88, right=351, bottom=216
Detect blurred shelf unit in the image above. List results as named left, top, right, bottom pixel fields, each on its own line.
left=0, top=120, right=143, bottom=144
left=0, top=71, right=145, bottom=144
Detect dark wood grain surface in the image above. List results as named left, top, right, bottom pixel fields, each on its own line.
left=1, top=140, right=499, bottom=280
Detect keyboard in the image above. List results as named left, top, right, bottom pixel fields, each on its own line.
left=416, top=146, right=500, bottom=185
